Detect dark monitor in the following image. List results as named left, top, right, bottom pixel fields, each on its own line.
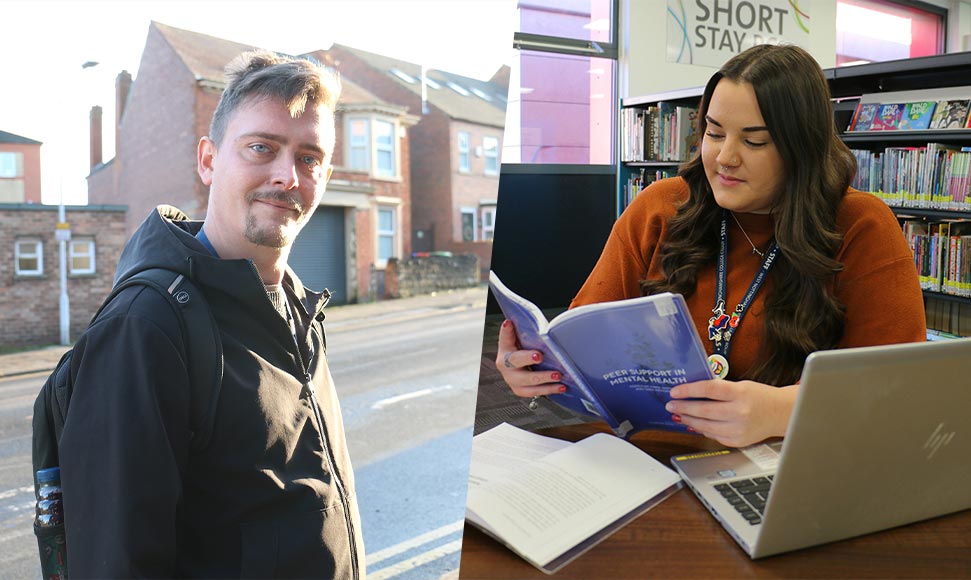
left=488, top=165, right=617, bottom=314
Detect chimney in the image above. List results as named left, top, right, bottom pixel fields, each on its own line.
left=90, top=105, right=103, bottom=169
left=115, top=70, right=132, bottom=153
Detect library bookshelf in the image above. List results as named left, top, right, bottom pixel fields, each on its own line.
left=619, top=52, right=971, bottom=338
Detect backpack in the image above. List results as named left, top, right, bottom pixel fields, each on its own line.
left=31, top=267, right=224, bottom=489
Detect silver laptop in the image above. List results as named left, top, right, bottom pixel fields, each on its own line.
left=671, top=338, right=971, bottom=558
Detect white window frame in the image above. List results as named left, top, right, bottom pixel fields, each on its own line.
left=344, top=115, right=400, bottom=179
left=480, top=205, right=497, bottom=241
left=69, top=238, right=96, bottom=275
left=15, top=238, right=43, bottom=276
left=483, top=136, right=499, bottom=176
left=0, top=152, right=20, bottom=178
left=374, top=119, right=396, bottom=178
left=461, top=208, right=478, bottom=242
left=346, top=117, right=370, bottom=172
left=458, top=131, right=471, bottom=173
left=376, top=206, right=397, bottom=268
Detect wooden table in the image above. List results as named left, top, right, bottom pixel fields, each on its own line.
left=458, top=423, right=971, bottom=579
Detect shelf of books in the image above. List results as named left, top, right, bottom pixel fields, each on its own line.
left=840, top=84, right=971, bottom=338
left=620, top=53, right=971, bottom=337
left=619, top=89, right=702, bottom=212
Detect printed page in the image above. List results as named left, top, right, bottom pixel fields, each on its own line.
left=468, top=423, right=571, bottom=490
left=466, top=433, right=681, bottom=568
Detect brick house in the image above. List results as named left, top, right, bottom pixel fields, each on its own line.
left=87, top=22, right=417, bottom=304
left=313, top=44, right=509, bottom=277
left=1, top=125, right=127, bottom=347
left=1, top=129, right=128, bottom=348
left=0, top=130, right=43, bottom=204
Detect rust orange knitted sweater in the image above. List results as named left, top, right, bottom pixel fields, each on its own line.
left=571, top=177, right=926, bottom=382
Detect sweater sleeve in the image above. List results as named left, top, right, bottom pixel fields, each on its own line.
left=835, top=192, right=927, bottom=347
left=60, top=287, right=192, bottom=578
left=570, top=179, right=682, bottom=308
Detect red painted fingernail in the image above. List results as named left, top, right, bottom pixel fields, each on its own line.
left=531, top=352, right=541, bottom=362
left=671, top=414, right=682, bottom=423
left=687, top=427, right=697, bottom=432
left=551, top=371, right=562, bottom=381
left=502, top=319, right=511, bottom=328
left=558, top=386, right=567, bottom=393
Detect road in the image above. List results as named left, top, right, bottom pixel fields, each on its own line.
left=0, top=288, right=486, bottom=579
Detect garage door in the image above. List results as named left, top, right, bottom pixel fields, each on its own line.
left=290, top=205, right=347, bottom=305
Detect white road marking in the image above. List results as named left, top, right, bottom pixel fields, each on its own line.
left=371, top=385, right=454, bottom=410
left=367, top=539, right=464, bottom=579
left=0, top=486, right=33, bottom=501
left=366, top=520, right=463, bottom=569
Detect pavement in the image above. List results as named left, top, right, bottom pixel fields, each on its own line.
left=0, top=285, right=488, bottom=379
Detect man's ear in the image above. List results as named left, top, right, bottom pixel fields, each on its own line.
left=197, top=136, right=216, bottom=186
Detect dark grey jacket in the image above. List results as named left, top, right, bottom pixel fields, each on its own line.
left=60, top=206, right=364, bottom=578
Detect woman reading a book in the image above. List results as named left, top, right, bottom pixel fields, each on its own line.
left=496, top=44, right=926, bottom=448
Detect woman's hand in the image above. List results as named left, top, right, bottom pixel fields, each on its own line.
left=495, top=319, right=567, bottom=398
left=665, top=379, right=798, bottom=447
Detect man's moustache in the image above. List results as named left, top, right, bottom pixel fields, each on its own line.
left=248, top=191, right=304, bottom=213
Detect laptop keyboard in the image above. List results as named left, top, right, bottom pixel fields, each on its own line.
left=714, top=475, right=774, bottom=525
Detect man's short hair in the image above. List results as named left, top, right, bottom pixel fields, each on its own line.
left=209, top=50, right=341, bottom=149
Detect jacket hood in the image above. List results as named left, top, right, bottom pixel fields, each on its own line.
left=114, top=205, right=210, bottom=285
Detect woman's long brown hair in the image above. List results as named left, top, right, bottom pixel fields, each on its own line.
left=642, top=44, right=857, bottom=386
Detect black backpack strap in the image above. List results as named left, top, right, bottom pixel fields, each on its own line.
left=113, top=269, right=224, bottom=451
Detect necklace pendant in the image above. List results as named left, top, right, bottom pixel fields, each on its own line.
left=753, top=248, right=764, bottom=257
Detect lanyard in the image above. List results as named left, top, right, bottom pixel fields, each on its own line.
left=706, top=210, right=779, bottom=378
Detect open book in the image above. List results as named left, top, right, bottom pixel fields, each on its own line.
left=466, top=423, right=682, bottom=574
left=489, top=271, right=713, bottom=438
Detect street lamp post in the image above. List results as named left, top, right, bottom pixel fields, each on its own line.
left=57, top=60, right=99, bottom=346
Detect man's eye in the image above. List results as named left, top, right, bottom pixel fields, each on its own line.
left=301, top=155, right=320, bottom=167
left=250, top=144, right=271, bottom=153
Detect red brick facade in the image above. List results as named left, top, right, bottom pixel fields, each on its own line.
left=316, top=45, right=505, bottom=277
left=0, top=205, right=126, bottom=347
left=89, top=24, right=212, bottom=229
left=0, top=138, right=43, bottom=204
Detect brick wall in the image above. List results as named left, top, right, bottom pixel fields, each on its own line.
left=385, top=254, right=479, bottom=298
left=409, top=109, right=454, bottom=252
left=450, top=119, right=501, bottom=260
left=0, top=205, right=127, bottom=348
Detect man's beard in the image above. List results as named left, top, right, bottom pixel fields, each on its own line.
left=244, top=190, right=307, bottom=248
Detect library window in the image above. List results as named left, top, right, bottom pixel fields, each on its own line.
left=377, top=207, right=396, bottom=267
left=461, top=208, right=477, bottom=242
left=483, top=136, right=499, bottom=175
left=69, top=238, right=96, bottom=275
left=15, top=239, right=43, bottom=276
left=508, top=0, right=617, bottom=165
left=458, top=131, right=471, bottom=172
left=518, top=0, right=613, bottom=42
left=481, top=205, right=497, bottom=241
left=836, top=0, right=945, bottom=66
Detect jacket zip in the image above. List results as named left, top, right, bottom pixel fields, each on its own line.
left=289, top=297, right=359, bottom=580
left=249, top=263, right=359, bottom=578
